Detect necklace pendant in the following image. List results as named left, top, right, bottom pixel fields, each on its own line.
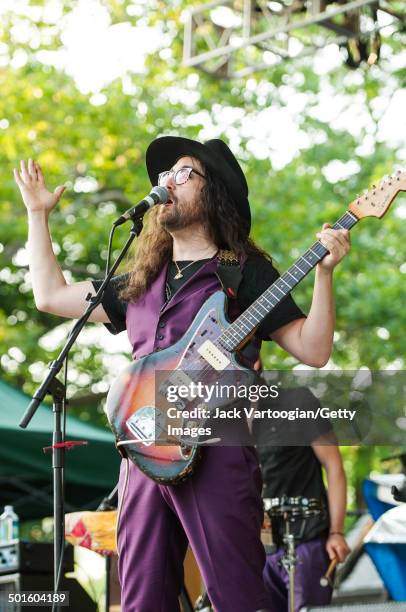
left=174, top=271, right=183, bottom=280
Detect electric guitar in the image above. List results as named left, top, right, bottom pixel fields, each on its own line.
left=105, top=171, right=405, bottom=484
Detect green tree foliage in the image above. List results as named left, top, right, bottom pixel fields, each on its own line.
left=1, top=0, right=405, bottom=502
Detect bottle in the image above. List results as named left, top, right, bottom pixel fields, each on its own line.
left=0, top=506, right=19, bottom=542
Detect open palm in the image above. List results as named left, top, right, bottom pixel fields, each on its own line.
left=14, top=159, right=65, bottom=213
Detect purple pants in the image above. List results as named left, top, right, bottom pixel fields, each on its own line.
left=263, top=537, right=333, bottom=612
left=117, top=446, right=272, bottom=612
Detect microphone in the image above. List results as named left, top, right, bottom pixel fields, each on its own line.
left=113, top=186, right=169, bottom=226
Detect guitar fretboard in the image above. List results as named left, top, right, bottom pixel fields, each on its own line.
left=217, top=211, right=359, bottom=351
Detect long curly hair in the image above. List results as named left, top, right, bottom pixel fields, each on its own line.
left=119, top=164, right=270, bottom=302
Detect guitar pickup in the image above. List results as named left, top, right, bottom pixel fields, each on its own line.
left=198, top=340, right=230, bottom=371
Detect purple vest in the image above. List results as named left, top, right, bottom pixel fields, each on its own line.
left=125, top=258, right=261, bottom=365
left=125, top=258, right=222, bottom=360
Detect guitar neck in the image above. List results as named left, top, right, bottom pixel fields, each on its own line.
left=218, top=211, right=359, bottom=352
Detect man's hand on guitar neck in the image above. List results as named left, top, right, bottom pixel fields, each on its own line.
left=316, top=223, right=351, bottom=272
left=271, top=223, right=351, bottom=367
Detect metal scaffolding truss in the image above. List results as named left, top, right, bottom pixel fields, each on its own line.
left=183, top=0, right=406, bottom=77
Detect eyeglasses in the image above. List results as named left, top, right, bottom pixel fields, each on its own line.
left=158, top=166, right=206, bottom=187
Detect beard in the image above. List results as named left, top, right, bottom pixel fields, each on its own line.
left=158, top=193, right=206, bottom=231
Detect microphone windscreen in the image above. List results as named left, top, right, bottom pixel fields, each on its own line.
left=151, top=186, right=169, bottom=204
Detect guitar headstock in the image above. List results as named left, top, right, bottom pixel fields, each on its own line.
left=349, top=170, right=406, bottom=219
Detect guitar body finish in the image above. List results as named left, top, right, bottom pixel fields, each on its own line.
left=105, top=291, right=252, bottom=484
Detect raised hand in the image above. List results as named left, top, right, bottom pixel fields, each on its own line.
left=14, top=159, right=66, bottom=214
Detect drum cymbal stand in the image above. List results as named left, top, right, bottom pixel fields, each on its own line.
left=280, top=515, right=300, bottom=612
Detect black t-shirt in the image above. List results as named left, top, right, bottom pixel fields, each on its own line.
left=253, top=386, right=332, bottom=544
left=92, top=254, right=305, bottom=340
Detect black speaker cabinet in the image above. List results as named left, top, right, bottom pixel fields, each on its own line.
left=0, top=541, right=73, bottom=575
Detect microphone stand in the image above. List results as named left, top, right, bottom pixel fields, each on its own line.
left=97, top=485, right=119, bottom=612
left=19, top=216, right=144, bottom=611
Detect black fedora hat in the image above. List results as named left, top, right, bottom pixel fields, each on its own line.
left=146, top=136, right=251, bottom=231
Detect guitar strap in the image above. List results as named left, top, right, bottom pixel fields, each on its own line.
left=215, top=249, right=244, bottom=302
left=216, top=250, right=261, bottom=367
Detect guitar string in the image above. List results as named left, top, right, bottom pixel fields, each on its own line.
left=173, top=212, right=358, bottom=387
left=219, top=212, right=358, bottom=350
left=179, top=219, right=357, bottom=381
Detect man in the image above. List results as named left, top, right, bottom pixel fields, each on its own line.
left=14, top=137, right=350, bottom=612
left=252, top=383, right=351, bottom=611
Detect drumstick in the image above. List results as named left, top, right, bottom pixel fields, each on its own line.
left=320, top=558, right=338, bottom=587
